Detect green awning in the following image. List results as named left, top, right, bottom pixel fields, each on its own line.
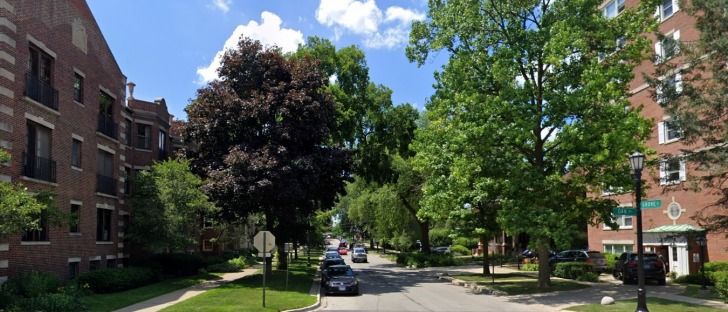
left=644, top=224, right=704, bottom=233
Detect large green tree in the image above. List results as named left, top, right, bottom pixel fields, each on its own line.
left=182, top=37, right=352, bottom=269
left=649, top=0, right=728, bottom=233
left=126, top=159, right=219, bottom=253
left=408, top=0, right=658, bottom=287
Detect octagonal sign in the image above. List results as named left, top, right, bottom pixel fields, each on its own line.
left=254, top=231, right=276, bottom=253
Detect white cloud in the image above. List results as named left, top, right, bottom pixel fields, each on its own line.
left=209, top=0, right=232, bottom=13
left=196, top=11, right=305, bottom=84
left=315, top=0, right=424, bottom=49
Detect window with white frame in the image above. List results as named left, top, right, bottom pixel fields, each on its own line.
left=656, top=73, right=682, bottom=105
left=655, top=30, right=680, bottom=63
left=601, top=185, right=624, bottom=196
left=604, top=215, right=633, bottom=230
left=598, top=37, right=626, bottom=62
left=660, top=157, right=686, bottom=185
left=603, top=0, right=625, bottom=18
left=658, top=119, right=682, bottom=144
left=604, top=244, right=634, bottom=254
left=657, top=0, right=679, bottom=21
left=203, top=239, right=213, bottom=251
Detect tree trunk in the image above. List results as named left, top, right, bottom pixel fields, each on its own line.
left=537, top=240, right=551, bottom=288
left=294, top=241, right=299, bottom=259
left=419, top=220, right=431, bottom=254
left=481, top=233, right=490, bottom=275
left=276, top=243, right=288, bottom=270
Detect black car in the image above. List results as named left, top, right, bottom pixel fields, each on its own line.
left=322, top=265, right=359, bottom=295
left=548, top=250, right=608, bottom=273
left=612, top=252, right=666, bottom=285
left=320, top=258, right=346, bottom=271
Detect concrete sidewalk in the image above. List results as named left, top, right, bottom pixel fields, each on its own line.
left=422, top=264, right=728, bottom=311
left=112, top=268, right=260, bottom=312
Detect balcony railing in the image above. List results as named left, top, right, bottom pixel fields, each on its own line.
left=96, top=174, right=116, bottom=196
left=25, top=73, right=59, bottom=111
left=97, top=115, right=118, bottom=139
left=23, top=152, right=57, bottom=182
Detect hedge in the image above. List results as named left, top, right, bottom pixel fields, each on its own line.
left=714, top=271, right=728, bottom=302
left=78, top=267, right=156, bottom=293
left=552, top=262, right=593, bottom=280
left=395, top=252, right=464, bottom=268
left=150, top=253, right=205, bottom=277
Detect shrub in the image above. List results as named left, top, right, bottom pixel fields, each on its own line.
left=202, top=256, right=226, bottom=267
left=78, top=267, right=156, bottom=293
left=453, top=237, right=479, bottom=250
left=705, top=261, right=728, bottom=284
left=151, top=253, right=205, bottom=277
left=12, top=292, right=85, bottom=312
left=206, top=262, right=240, bottom=273
left=429, top=228, right=452, bottom=247
left=1, top=271, right=60, bottom=299
left=395, top=252, right=463, bottom=268
left=713, top=271, right=728, bottom=302
left=673, top=273, right=714, bottom=286
left=521, top=264, right=539, bottom=271
left=577, top=272, right=600, bottom=282
left=552, top=262, right=593, bottom=280
left=0, top=272, right=84, bottom=312
left=451, top=245, right=470, bottom=256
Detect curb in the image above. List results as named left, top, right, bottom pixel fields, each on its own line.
left=436, top=274, right=508, bottom=296
left=283, top=269, right=322, bottom=312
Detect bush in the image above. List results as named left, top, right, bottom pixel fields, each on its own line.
left=12, top=292, right=85, bottom=312
left=78, top=267, right=156, bottom=293
left=673, top=273, right=714, bottom=286
left=429, top=228, right=452, bottom=247
left=202, top=256, right=226, bottom=267
left=451, top=245, right=470, bottom=256
left=395, top=252, right=464, bottom=268
left=705, top=261, right=728, bottom=284
left=151, top=253, right=205, bottom=277
left=713, top=271, right=728, bottom=302
left=577, top=272, right=600, bottom=282
left=206, top=262, right=240, bottom=273
left=521, top=264, right=539, bottom=271
left=0, top=272, right=84, bottom=312
left=453, top=237, right=479, bottom=250
left=552, top=262, right=593, bottom=280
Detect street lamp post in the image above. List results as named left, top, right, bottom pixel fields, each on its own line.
left=629, top=151, right=648, bottom=312
left=696, top=235, right=708, bottom=291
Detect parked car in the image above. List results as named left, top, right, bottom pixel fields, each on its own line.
left=338, top=246, right=348, bottom=255
left=321, top=251, right=342, bottom=261
left=612, top=252, right=666, bottom=285
left=432, top=246, right=451, bottom=254
left=548, top=250, right=608, bottom=274
left=322, top=265, right=359, bottom=295
left=351, top=248, right=367, bottom=263
left=326, top=246, right=339, bottom=253
left=320, top=258, right=346, bottom=271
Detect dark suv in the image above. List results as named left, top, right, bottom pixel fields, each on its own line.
left=612, top=252, right=666, bottom=285
left=549, top=250, right=608, bottom=274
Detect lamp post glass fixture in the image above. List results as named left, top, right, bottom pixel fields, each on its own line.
left=629, top=151, right=649, bottom=312
left=696, top=235, right=708, bottom=291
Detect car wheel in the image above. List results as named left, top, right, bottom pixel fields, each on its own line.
left=612, top=269, right=622, bottom=281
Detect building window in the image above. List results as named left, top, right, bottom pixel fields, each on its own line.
left=70, top=204, right=80, bottom=233
left=97, top=91, right=117, bottom=139
left=656, top=73, right=682, bottom=105
left=27, top=44, right=58, bottom=110
left=124, top=166, right=132, bottom=194
left=604, top=244, right=633, bottom=254
left=604, top=215, right=633, bottom=230
left=96, top=150, right=115, bottom=195
left=655, top=30, right=680, bottom=63
left=601, top=185, right=624, bottom=196
left=90, top=260, right=101, bottom=271
left=603, top=0, right=625, bottom=18
left=660, top=157, right=686, bottom=185
left=137, top=124, right=151, bottom=149
left=158, top=130, right=167, bottom=160
left=125, top=119, right=132, bottom=146
left=24, top=122, right=56, bottom=182
left=71, top=139, right=82, bottom=167
left=22, top=212, right=48, bottom=241
left=96, top=208, right=112, bottom=242
left=203, top=239, right=213, bottom=251
left=73, top=73, right=83, bottom=103
left=658, top=119, right=683, bottom=144
left=68, top=262, right=79, bottom=279
left=202, top=217, right=214, bottom=229
left=658, top=0, right=679, bottom=21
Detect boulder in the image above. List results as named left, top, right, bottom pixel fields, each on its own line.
left=601, top=296, right=615, bottom=305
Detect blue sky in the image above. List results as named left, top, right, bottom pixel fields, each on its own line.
left=87, top=0, right=446, bottom=120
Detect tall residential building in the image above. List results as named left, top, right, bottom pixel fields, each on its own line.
left=588, top=0, right=727, bottom=277
left=0, top=0, right=172, bottom=282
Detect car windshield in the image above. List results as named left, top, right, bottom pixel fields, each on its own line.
left=329, top=267, right=355, bottom=277
left=627, top=254, right=659, bottom=261
left=354, top=248, right=365, bottom=253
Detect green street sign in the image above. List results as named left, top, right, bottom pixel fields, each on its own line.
left=640, top=200, right=662, bottom=209
left=613, top=207, right=638, bottom=216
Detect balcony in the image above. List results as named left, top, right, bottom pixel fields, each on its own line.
left=23, top=152, right=57, bottom=182
left=97, top=115, right=118, bottom=139
left=96, top=174, right=116, bottom=196
left=25, top=73, right=59, bottom=111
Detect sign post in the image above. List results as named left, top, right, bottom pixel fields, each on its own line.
left=253, top=231, right=275, bottom=308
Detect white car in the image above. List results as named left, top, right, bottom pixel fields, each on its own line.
left=350, top=248, right=367, bottom=263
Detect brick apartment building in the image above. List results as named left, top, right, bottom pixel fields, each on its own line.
left=0, top=0, right=174, bottom=283
left=588, top=0, right=727, bottom=277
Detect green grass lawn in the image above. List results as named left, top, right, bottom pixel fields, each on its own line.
left=563, top=297, right=725, bottom=312
left=81, top=272, right=224, bottom=312
left=681, top=284, right=724, bottom=302
left=161, top=259, right=317, bottom=312
left=450, top=273, right=590, bottom=295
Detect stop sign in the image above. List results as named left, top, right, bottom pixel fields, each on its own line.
left=254, top=231, right=276, bottom=253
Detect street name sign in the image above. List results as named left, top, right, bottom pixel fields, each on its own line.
left=613, top=207, right=638, bottom=216
left=640, top=200, right=662, bottom=209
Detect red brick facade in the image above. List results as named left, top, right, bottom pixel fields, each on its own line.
left=0, top=0, right=172, bottom=282
left=588, top=0, right=727, bottom=277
